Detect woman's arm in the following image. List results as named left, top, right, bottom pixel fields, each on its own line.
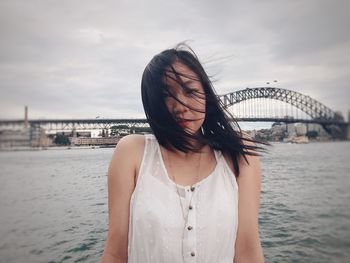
left=234, top=145, right=264, bottom=263
left=100, top=135, right=144, bottom=263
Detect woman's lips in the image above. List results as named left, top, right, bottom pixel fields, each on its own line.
left=177, top=120, right=191, bottom=127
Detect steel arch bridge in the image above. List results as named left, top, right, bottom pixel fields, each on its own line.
left=218, top=87, right=347, bottom=138
left=219, top=87, right=342, bottom=122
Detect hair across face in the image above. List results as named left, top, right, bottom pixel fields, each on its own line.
left=163, top=62, right=206, bottom=135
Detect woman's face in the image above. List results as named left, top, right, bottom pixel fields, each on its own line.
left=163, top=62, right=206, bottom=135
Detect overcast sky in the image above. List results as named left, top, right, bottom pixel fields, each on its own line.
left=1, top=0, right=349, bottom=129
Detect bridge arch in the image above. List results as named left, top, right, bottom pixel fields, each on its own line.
left=218, top=87, right=342, bottom=121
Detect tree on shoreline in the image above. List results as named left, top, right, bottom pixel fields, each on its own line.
left=54, top=134, right=71, bottom=145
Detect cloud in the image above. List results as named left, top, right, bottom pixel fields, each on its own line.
left=0, top=0, right=349, bottom=123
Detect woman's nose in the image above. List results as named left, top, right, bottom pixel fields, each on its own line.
left=173, top=91, right=189, bottom=112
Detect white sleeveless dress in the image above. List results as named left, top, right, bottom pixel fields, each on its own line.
left=127, top=134, right=239, bottom=263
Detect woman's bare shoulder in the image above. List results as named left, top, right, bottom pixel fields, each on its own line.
left=115, top=134, right=145, bottom=161
left=221, top=132, right=258, bottom=173
left=239, top=132, right=260, bottom=167
left=109, top=134, right=145, bottom=170
left=117, top=134, right=145, bottom=148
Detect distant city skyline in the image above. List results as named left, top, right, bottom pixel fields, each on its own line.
left=1, top=0, right=349, bottom=131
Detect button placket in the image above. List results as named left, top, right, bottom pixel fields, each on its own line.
left=182, top=186, right=197, bottom=262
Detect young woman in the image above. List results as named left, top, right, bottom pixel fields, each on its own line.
left=100, top=44, right=267, bottom=263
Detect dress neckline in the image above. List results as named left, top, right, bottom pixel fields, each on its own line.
left=154, top=135, right=219, bottom=190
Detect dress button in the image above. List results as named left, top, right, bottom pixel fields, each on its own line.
left=190, top=186, right=195, bottom=192
left=187, top=226, right=193, bottom=230
left=189, top=205, right=193, bottom=210
left=191, top=252, right=195, bottom=257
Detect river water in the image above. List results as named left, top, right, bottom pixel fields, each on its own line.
left=0, top=141, right=349, bottom=262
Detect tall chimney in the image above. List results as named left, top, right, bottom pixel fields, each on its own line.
left=24, top=105, right=28, bottom=129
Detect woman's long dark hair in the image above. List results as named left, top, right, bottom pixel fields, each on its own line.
left=141, top=43, right=270, bottom=177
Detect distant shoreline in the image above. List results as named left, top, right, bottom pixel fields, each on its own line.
left=0, top=145, right=116, bottom=152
